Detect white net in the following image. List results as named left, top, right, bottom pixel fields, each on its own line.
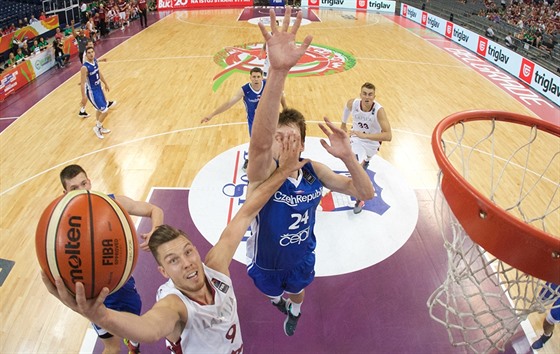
left=427, top=113, right=560, bottom=353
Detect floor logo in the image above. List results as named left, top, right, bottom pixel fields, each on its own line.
left=211, top=43, right=356, bottom=91
left=188, top=138, right=418, bottom=277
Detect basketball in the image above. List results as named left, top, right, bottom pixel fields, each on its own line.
left=36, top=190, right=138, bottom=299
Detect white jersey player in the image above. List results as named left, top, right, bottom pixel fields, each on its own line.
left=341, top=82, right=392, bottom=213
left=42, top=133, right=308, bottom=354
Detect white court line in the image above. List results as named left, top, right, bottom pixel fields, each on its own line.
left=0, top=116, right=18, bottom=120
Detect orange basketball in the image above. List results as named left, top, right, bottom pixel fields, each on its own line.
left=36, top=190, right=138, bottom=299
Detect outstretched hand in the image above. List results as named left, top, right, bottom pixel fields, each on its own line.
left=277, top=132, right=309, bottom=174
left=41, top=271, right=110, bottom=322
left=258, top=7, right=313, bottom=73
left=319, top=117, right=354, bottom=160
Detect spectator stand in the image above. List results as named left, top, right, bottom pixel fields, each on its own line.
left=403, top=0, right=559, bottom=75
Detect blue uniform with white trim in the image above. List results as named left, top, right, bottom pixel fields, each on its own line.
left=246, top=161, right=323, bottom=296
left=83, top=58, right=108, bottom=113
left=242, top=80, right=266, bottom=136
left=92, top=193, right=142, bottom=338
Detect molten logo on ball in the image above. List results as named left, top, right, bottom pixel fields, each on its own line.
left=65, top=215, right=84, bottom=283
left=36, top=190, right=138, bottom=299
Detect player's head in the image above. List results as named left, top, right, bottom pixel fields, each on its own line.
left=86, top=40, right=94, bottom=49
left=85, top=47, right=95, bottom=61
left=149, top=225, right=206, bottom=293
left=60, top=164, right=91, bottom=193
left=273, top=108, right=306, bottom=157
left=249, top=67, right=264, bottom=85
left=360, top=82, right=376, bottom=104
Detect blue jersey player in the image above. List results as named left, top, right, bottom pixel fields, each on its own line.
left=246, top=8, right=375, bottom=337
left=59, top=164, right=164, bottom=353
left=81, top=47, right=113, bottom=139
left=201, top=67, right=287, bottom=171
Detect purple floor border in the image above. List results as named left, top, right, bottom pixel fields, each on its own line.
left=93, top=188, right=531, bottom=354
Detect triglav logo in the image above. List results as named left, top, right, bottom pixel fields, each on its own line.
left=421, top=12, right=427, bottom=26
left=357, top=0, right=366, bottom=9
left=476, top=37, right=488, bottom=56
left=402, top=4, right=408, bottom=16
left=518, top=58, right=535, bottom=85
left=211, top=43, right=356, bottom=91
left=408, top=8, right=417, bottom=18
left=487, top=45, right=509, bottom=64
left=445, top=22, right=453, bottom=38
left=188, top=139, right=419, bottom=277
left=427, top=17, right=439, bottom=29
left=309, top=0, right=319, bottom=5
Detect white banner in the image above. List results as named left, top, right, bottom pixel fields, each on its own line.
left=301, top=0, right=395, bottom=13
left=401, top=3, right=559, bottom=106
left=29, top=48, right=56, bottom=77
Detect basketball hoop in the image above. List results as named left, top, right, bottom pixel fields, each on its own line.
left=427, top=110, right=560, bottom=353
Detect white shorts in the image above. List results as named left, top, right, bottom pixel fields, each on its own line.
left=350, top=136, right=380, bottom=162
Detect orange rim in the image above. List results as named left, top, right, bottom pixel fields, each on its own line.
left=432, top=110, right=560, bottom=283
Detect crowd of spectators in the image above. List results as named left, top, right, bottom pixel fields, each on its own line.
left=1, top=0, right=151, bottom=73
left=2, top=11, right=47, bottom=36
left=479, top=0, right=559, bottom=52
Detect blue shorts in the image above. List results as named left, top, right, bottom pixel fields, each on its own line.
left=93, top=276, right=142, bottom=338
left=247, top=252, right=315, bottom=297
left=86, top=86, right=108, bottom=113
left=549, top=297, right=560, bottom=323
left=539, top=282, right=560, bottom=324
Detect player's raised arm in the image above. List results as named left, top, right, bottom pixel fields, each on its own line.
left=206, top=132, right=308, bottom=275
left=314, top=117, right=375, bottom=201
left=247, top=7, right=313, bottom=185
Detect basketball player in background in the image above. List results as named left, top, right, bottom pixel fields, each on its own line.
left=44, top=134, right=307, bottom=353
left=340, top=82, right=392, bottom=213
left=78, top=40, right=114, bottom=119
left=59, top=164, right=164, bottom=353
left=81, top=47, right=114, bottom=139
left=200, top=67, right=288, bottom=171
left=532, top=282, right=560, bottom=350
left=245, top=7, right=374, bottom=337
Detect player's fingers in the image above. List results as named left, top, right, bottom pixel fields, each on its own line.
left=96, top=287, right=110, bottom=306
left=41, top=271, right=58, bottom=296
left=299, top=35, right=313, bottom=53
left=269, top=9, right=278, bottom=33
left=282, top=7, right=291, bottom=32
left=258, top=21, right=271, bottom=39
left=290, top=10, right=302, bottom=35
left=317, top=123, right=330, bottom=136
left=319, top=138, right=331, bottom=151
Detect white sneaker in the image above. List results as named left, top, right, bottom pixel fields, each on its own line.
left=99, top=126, right=111, bottom=134
left=93, top=126, right=104, bottom=139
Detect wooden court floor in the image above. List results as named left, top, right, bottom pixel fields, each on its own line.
left=0, top=7, right=558, bottom=353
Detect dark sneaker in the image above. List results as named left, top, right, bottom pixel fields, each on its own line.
left=353, top=200, right=365, bottom=214
left=272, top=298, right=288, bottom=315
left=531, top=334, right=552, bottom=349
left=78, top=110, right=90, bottom=118
left=284, top=308, right=301, bottom=336
left=363, top=160, right=370, bottom=170
left=124, top=338, right=140, bottom=354
left=242, top=159, right=248, bottom=172
left=107, top=100, right=116, bottom=109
